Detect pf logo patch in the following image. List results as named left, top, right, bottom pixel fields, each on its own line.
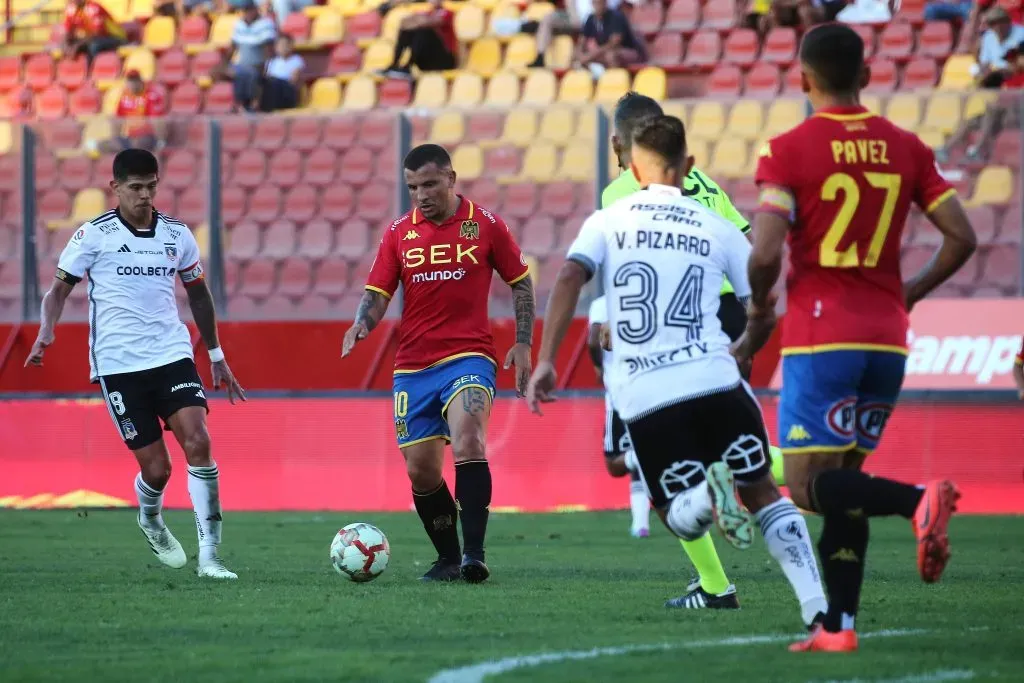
left=856, top=402, right=892, bottom=442
left=825, top=397, right=856, bottom=439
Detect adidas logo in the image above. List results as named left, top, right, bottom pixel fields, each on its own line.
left=195, top=389, right=205, bottom=399
left=117, top=244, right=131, bottom=253
left=786, top=424, right=811, bottom=441
left=403, top=230, right=420, bottom=241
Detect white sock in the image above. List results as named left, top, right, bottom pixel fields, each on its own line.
left=135, top=473, right=165, bottom=530
left=187, top=463, right=222, bottom=563
left=629, top=479, right=649, bottom=531
left=755, top=497, right=829, bottom=627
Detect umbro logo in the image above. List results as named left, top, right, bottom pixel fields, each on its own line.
left=403, top=230, right=420, bottom=241
left=117, top=244, right=131, bottom=253
left=787, top=424, right=811, bottom=441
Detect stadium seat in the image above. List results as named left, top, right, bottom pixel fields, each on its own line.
left=491, top=108, right=537, bottom=147
left=309, top=77, right=343, bottom=111
left=903, top=58, right=938, bottom=90
left=467, top=38, right=502, bottom=77
left=38, top=189, right=70, bottom=223
left=897, top=0, right=925, bottom=23
left=707, top=64, right=742, bottom=96
left=631, top=2, right=664, bottom=34
left=221, top=185, right=247, bottom=224
left=916, top=129, right=944, bottom=149
left=649, top=33, right=684, bottom=68
left=178, top=15, right=210, bottom=45
left=301, top=148, right=338, bottom=187
left=287, top=117, right=323, bottom=152
left=745, top=63, right=781, bottom=97
left=68, top=188, right=106, bottom=224
left=262, top=220, right=298, bottom=261
left=282, top=12, right=313, bottom=42
left=761, top=27, right=797, bottom=67
left=252, top=116, right=289, bottom=152
left=130, top=0, right=155, bottom=20
left=505, top=35, right=538, bottom=70
left=885, top=94, right=922, bottom=130
left=633, top=66, right=666, bottom=100
left=964, top=90, right=996, bottom=121
left=41, top=118, right=82, bottom=150
left=221, top=118, right=253, bottom=152
left=143, top=16, right=177, bottom=51
left=275, top=184, right=315, bottom=225
left=164, top=150, right=198, bottom=190
left=452, top=145, right=484, bottom=180
left=517, top=143, right=558, bottom=183
left=557, top=143, right=592, bottom=182
left=155, top=48, right=189, bottom=88
left=313, top=257, right=350, bottom=296
left=877, top=22, right=914, bottom=62
left=322, top=116, right=359, bottom=150
left=329, top=43, right=362, bottom=75
left=122, top=49, right=157, bottom=82
left=939, top=54, right=974, bottom=90
left=379, top=79, right=412, bottom=107
left=595, top=68, right=630, bottom=104
left=538, top=106, right=575, bottom=146
left=231, top=150, right=267, bottom=189
left=726, top=100, right=764, bottom=141
left=723, top=28, right=759, bottom=67
left=967, top=166, right=1014, bottom=205
left=0, top=56, right=21, bottom=92
left=345, top=11, right=382, bottom=42
left=545, top=35, right=575, bottom=69
left=701, top=0, right=736, bottom=31
left=340, top=147, right=375, bottom=186
left=429, top=111, right=465, bottom=145
left=318, top=181, right=355, bottom=221
left=247, top=184, right=283, bottom=223
left=865, top=59, right=897, bottom=93
left=455, top=4, right=486, bottom=42
left=189, top=50, right=222, bottom=86
left=277, top=257, right=313, bottom=298
left=467, top=112, right=505, bottom=141
left=69, top=84, right=101, bottom=115
left=978, top=244, right=1020, bottom=289
left=354, top=182, right=391, bottom=222
left=764, top=98, right=805, bottom=136
left=917, top=20, right=952, bottom=60
left=55, top=56, right=87, bottom=91
left=710, top=139, right=749, bottom=179
left=57, top=156, right=93, bottom=191
left=168, top=81, right=202, bottom=115
left=689, top=101, right=726, bottom=139
left=519, top=214, right=556, bottom=256
left=307, top=10, right=344, bottom=46
left=333, top=219, right=369, bottom=259
left=485, top=71, right=521, bottom=106
left=361, top=39, right=394, bottom=73
left=360, top=112, right=394, bottom=150
left=663, top=0, right=700, bottom=33
left=781, top=64, right=802, bottom=94
left=268, top=148, right=303, bottom=189
left=683, top=31, right=722, bottom=70
left=852, top=24, right=876, bottom=60
left=521, top=68, right=557, bottom=106
left=502, top=183, right=538, bottom=220
left=205, top=81, right=235, bottom=114
left=25, top=53, right=55, bottom=92
left=921, top=93, right=961, bottom=135
left=35, top=85, right=68, bottom=120
left=412, top=72, right=447, bottom=107
left=239, top=259, right=276, bottom=298
left=557, top=69, right=593, bottom=103
left=296, top=218, right=334, bottom=259
left=449, top=71, right=484, bottom=106
left=342, top=76, right=378, bottom=110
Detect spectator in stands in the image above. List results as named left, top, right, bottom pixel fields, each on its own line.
left=260, top=35, right=304, bottom=112
left=63, top=0, right=126, bottom=63
left=836, top=0, right=893, bottom=23
left=572, top=0, right=646, bottom=70
left=378, top=0, right=457, bottom=79
left=88, top=70, right=167, bottom=156
left=214, top=0, right=277, bottom=111
left=924, top=0, right=972, bottom=22
left=973, top=7, right=1024, bottom=88
left=747, top=0, right=844, bottom=32
left=527, top=0, right=622, bottom=69
left=267, top=0, right=314, bottom=25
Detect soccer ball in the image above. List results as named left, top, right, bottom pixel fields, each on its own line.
left=330, top=523, right=390, bottom=582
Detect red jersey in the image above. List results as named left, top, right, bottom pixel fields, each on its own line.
left=116, top=87, right=164, bottom=137
left=755, top=105, right=955, bottom=354
left=431, top=8, right=457, bottom=56
left=979, top=0, right=1024, bottom=24
left=365, top=196, right=530, bottom=372
left=64, top=1, right=126, bottom=41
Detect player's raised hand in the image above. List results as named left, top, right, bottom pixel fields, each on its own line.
left=212, top=360, right=247, bottom=405
left=24, top=330, right=54, bottom=367
left=526, top=360, right=557, bottom=415
left=503, top=342, right=532, bottom=397
left=341, top=322, right=368, bottom=358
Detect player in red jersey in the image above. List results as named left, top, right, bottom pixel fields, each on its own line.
left=342, top=144, right=534, bottom=583
left=740, top=23, right=978, bottom=652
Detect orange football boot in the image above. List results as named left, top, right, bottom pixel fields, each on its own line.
left=789, top=626, right=859, bottom=653
left=913, top=479, right=960, bottom=584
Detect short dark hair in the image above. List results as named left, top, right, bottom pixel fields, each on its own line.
left=800, top=23, right=865, bottom=95
left=403, top=144, right=452, bottom=172
left=613, top=91, right=664, bottom=150
left=112, top=148, right=159, bottom=181
left=632, top=115, right=687, bottom=169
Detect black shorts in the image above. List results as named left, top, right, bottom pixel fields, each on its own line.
left=624, top=384, right=771, bottom=509
left=603, top=394, right=632, bottom=459
left=717, top=292, right=747, bottom=343
left=98, top=357, right=209, bottom=450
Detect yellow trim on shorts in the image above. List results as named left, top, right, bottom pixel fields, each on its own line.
left=925, top=188, right=957, bottom=215
left=399, top=434, right=450, bottom=449
left=852, top=446, right=873, bottom=456
left=780, top=443, right=857, bottom=456
left=781, top=343, right=908, bottom=356
left=393, top=352, right=497, bottom=375
left=441, top=383, right=493, bottom=421
left=365, top=285, right=392, bottom=300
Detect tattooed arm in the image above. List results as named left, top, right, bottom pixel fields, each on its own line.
left=503, top=275, right=535, bottom=396
left=341, top=289, right=391, bottom=357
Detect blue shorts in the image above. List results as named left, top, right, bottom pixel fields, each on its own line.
left=391, top=355, right=496, bottom=448
left=778, top=349, right=906, bottom=456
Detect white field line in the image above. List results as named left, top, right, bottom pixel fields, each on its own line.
left=813, top=670, right=976, bottom=683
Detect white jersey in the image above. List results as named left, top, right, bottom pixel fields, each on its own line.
left=566, top=184, right=752, bottom=422
left=56, top=209, right=205, bottom=381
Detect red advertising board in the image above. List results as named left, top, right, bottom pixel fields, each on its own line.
left=1, top=398, right=1020, bottom=514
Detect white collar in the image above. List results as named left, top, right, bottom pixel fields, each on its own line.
left=644, top=183, right=682, bottom=196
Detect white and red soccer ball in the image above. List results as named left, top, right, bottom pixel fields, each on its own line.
left=330, top=523, right=390, bottom=582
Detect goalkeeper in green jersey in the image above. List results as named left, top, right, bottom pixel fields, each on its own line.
left=597, top=92, right=785, bottom=610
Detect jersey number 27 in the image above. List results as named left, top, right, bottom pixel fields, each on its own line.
left=614, top=262, right=704, bottom=345
left=820, top=171, right=902, bottom=268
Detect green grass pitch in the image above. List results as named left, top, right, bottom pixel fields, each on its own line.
left=2, top=510, right=1022, bottom=682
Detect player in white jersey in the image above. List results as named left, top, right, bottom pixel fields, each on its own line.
left=25, top=149, right=245, bottom=580
left=587, top=295, right=649, bottom=537
left=526, top=116, right=829, bottom=633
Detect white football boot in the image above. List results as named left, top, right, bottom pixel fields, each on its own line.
left=137, top=514, right=187, bottom=569
left=197, top=553, right=238, bottom=580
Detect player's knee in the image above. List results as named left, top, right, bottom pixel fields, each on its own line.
left=451, top=432, right=486, bottom=463
left=665, top=482, right=713, bottom=541
left=182, top=427, right=212, bottom=466
left=140, top=457, right=172, bottom=489
left=406, top=457, right=443, bottom=491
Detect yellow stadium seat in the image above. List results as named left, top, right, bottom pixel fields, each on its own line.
left=546, top=35, right=574, bottom=70
left=467, top=37, right=502, bottom=77
left=633, top=66, right=666, bottom=100
left=193, top=224, right=210, bottom=259
left=725, top=100, right=764, bottom=141
left=131, top=0, right=155, bottom=20
left=330, top=0, right=365, bottom=16
left=209, top=13, right=239, bottom=49
left=763, top=98, right=804, bottom=136
left=575, top=106, right=596, bottom=141
left=916, top=130, right=944, bottom=149
left=524, top=2, right=555, bottom=21
left=485, top=70, right=520, bottom=106
left=539, top=106, right=576, bottom=145
left=663, top=101, right=687, bottom=126
left=429, top=111, right=465, bottom=145
left=101, top=83, right=125, bottom=115
left=964, top=90, right=997, bottom=121
left=82, top=116, right=115, bottom=147
left=921, top=93, right=961, bottom=135
left=689, top=101, right=726, bottom=139
left=519, top=142, right=558, bottom=182
left=860, top=94, right=882, bottom=116
left=452, top=145, right=484, bottom=180
left=382, top=5, right=416, bottom=41
left=710, top=139, right=749, bottom=179
left=142, top=16, right=175, bottom=51
left=490, top=108, right=537, bottom=147
left=689, top=138, right=710, bottom=170
left=362, top=39, right=395, bottom=72
left=504, top=35, right=537, bottom=70
left=309, top=11, right=345, bottom=45
left=455, top=3, right=486, bottom=42
left=594, top=68, right=630, bottom=104
left=309, top=77, right=342, bottom=111
left=557, top=69, right=593, bottom=103
left=521, top=68, right=556, bottom=106
left=939, top=54, right=975, bottom=90
left=449, top=71, right=484, bottom=106
left=122, top=49, right=156, bottom=81
left=342, top=75, right=377, bottom=110
left=885, top=94, right=922, bottom=130
left=413, top=72, right=448, bottom=107
left=472, top=0, right=502, bottom=10
left=558, top=143, right=593, bottom=182
left=70, top=188, right=107, bottom=222
left=102, top=0, right=130, bottom=22
left=0, top=121, right=11, bottom=155
left=967, top=166, right=1014, bottom=205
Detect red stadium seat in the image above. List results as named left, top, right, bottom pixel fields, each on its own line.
left=178, top=14, right=210, bottom=44
left=761, top=28, right=797, bottom=67
left=156, top=48, right=189, bottom=88
left=69, top=83, right=101, bottom=115
left=220, top=117, right=253, bottom=152
left=379, top=79, right=412, bottom=108
left=663, top=0, right=700, bottom=33
left=170, top=81, right=203, bottom=115
left=283, top=185, right=319, bottom=224
left=723, top=29, right=759, bottom=68
left=328, top=44, right=362, bottom=74
left=277, top=257, right=312, bottom=297
left=222, top=185, right=247, bottom=224
left=239, top=259, right=276, bottom=298
left=464, top=179, right=500, bottom=210
left=262, top=219, right=298, bottom=260
left=231, top=149, right=267, bottom=188
left=991, top=130, right=1021, bottom=169
left=227, top=220, right=261, bottom=260
left=852, top=24, right=876, bottom=60
left=252, top=116, right=289, bottom=151
left=519, top=215, right=556, bottom=257
left=631, top=2, right=664, bottom=34
left=484, top=146, right=522, bottom=177
left=35, top=153, right=58, bottom=187
left=963, top=206, right=999, bottom=246
left=0, top=56, right=21, bottom=92
left=902, top=58, right=938, bottom=89
left=296, top=294, right=332, bottom=317
left=281, top=12, right=312, bottom=41
left=917, top=20, right=952, bottom=59
left=268, top=148, right=302, bottom=188
left=782, top=65, right=803, bottom=93
left=539, top=182, right=577, bottom=219
left=38, top=189, right=70, bottom=221
left=534, top=256, right=564, bottom=295
left=467, top=112, right=504, bottom=141
left=287, top=117, right=323, bottom=151
left=501, top=184, right=537, bottom=221
left=56, top=56, right=88, bottom=90
left=164, top=150, right=198, bottom=190
left=683, top=31, right=722, bottom=70
left=227, top=294, right=259, bottom=318
left=334, top=219, right=370, bottom=260
left=949, top=251, right=981, bottom=286
left=354, top=183, right=391, bottom=222
left=878, top=22, right=914, bottom=63
left=175, top=187, right=206, bottom=225
left=36, top=85, right=68, bottom=120
left=701, top=0, right=736, bottom=31
left=25, top=53, right=55, bottom=91
left=323, top=116, right=359, bottom=150
left=204, top=82, right=235, bottom=114
left=649, top=33, right=684, bottom=68
left=346, top=11, right=382, bottom=41
left=706, top=64, right=743, bottom=96
left=340, top=147, right=376, bottom=186
left=246, top=183, right=283, bottom=223
left=897, top=0, right=925, bottom=23
left=979, top=245, right=1021, bottom=289
left=321, top=183, right=356, bottom=222
left=0, top=155, right=18, bottom=193
left=41, top=119, right=81, bottom=149
left=313, top=257, right=351, bottom=296
left=359, top=113, right=394, bottom=150
left=745, top=63, right=781, bottom=97
left=303, top=148, right=340, bottom=186
left=296, top=218, right=334, bottom=259
left=865, top=59, right=897, bottom=93
left=58, top=157, right=93, bottom=191
left=190, top=50, right=222, bottom=82
left=89, top=51, right=121, bottom=82
left=348, top=252, right=373, bottom=286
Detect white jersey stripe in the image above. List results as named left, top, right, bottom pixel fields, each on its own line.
left=98, top=377, right=126, bottom=439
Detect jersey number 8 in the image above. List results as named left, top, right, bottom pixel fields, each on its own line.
left=614, top=262, right=704, bottom=345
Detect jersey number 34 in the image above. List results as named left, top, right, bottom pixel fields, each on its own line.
left=614, top=262, right=704, bottom=345
left=820, top=171, right=902, bottom=269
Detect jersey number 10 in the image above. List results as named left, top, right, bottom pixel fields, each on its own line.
left=614, top=262, right=704, bottom=345
left=819, top=171, right=902, bottom=269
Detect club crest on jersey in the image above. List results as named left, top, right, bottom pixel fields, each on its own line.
left=459, top=220, right=479, bottom=240
left=164, top=243, right=177, bottom=261
left=121, top=419, right=138, bottom=441
left=825, top=397, right=857, bottom=439
left=856, top=402, right=892, bottom=441
left=395, top=417, right=409, bottom=440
